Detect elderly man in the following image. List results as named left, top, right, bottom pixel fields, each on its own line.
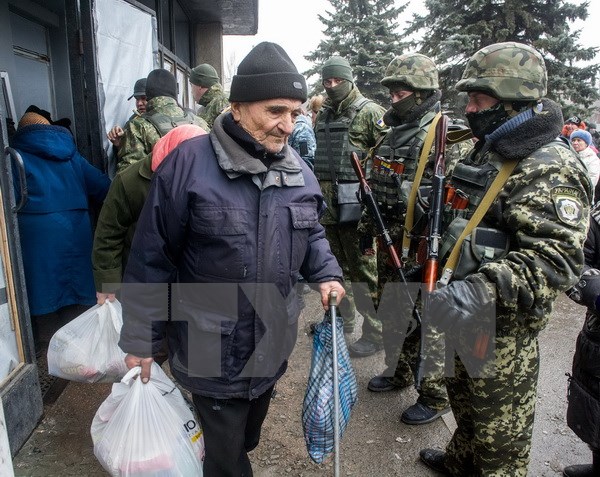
left=119, top=42, right=345, bottom=477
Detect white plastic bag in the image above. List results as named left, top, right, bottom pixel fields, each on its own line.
left=91, top=362, right=204, bottom=477
left=47, top=300, right=129, bottom=382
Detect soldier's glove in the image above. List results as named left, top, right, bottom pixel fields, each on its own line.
left=566, top=268, right=600, bottom=310
left=425, top=279, right=495, bottom=329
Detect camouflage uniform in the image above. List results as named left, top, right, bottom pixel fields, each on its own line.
left=423, top=42, right=591, bottom=476
left=288, top=114, right=316, bottom=169
left=314, top=81, right=387, bottom=339
left=197, top=83, right=229, bottom=128
left=117, top=96, right=209, bottom=172
left=365, top=53, right=454, bottom=412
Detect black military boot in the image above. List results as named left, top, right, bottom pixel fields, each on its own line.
left=419, top=448, right=451, bottom=475
left=367, top=374, right=410, bottom=392
left=348, top=337, right=383, bottom=357
left=401, top=402, right=450, bottom=425
left=563, top=464, right=595, bottom=477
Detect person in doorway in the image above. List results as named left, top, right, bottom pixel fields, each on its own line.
left=106, top=78, right=147, bottom=149
left=118, top=42, right=345, bottom=477
left=10, top=109, right=110, bottom=350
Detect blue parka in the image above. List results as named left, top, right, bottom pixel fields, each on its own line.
left=10, top=124, right=110, bottom=315
left=119, top=113, right=343, bottom=400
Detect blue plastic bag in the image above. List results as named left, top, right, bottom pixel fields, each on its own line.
left=302, top=313, right=358, bottom=463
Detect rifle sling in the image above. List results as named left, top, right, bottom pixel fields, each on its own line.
left=438, top=158, right=519, bottom=286
left=401, top=112, right=442, bottom=259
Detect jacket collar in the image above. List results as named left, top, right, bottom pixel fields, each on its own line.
left=210, top=113, right=304, bottom=188
left=489, top=98, right=565, bottom=161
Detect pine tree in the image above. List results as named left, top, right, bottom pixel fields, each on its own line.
left=405, top=0, right=599, bottom=118
left=303, top=0, right=407, bottom=106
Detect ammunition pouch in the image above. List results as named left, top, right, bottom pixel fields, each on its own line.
left=440, top=217, right=509, bottom=280
left=336, top=182, right=362, bottom=224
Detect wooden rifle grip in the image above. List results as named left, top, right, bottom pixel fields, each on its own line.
left=473, top=332, right=489, bottom=359
left=422, top=259, right=438, bottom=293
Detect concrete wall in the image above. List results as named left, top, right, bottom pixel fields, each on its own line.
left=193, top=22, right=224, bottom=82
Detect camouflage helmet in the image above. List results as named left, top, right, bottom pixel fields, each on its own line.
left=455, top=42, right=547, bottom=101
left=381, top=53, right=439, bottom=90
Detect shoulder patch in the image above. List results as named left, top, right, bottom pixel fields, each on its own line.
left=376, top=117, right=386, bottom=128
left=550, top=186, right=585, bottom=226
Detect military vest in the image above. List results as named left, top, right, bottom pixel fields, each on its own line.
left=314, top=97, right=372, bottom=182
left=438, top=139, right=570, bottom=279
left=142, top=109, right=197, bottom=138
left=370, top=110, right=437, bottom=217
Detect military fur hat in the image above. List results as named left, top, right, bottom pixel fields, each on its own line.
left=456, top=42, right=547, bottom=101
left=381, top=53, right=439, bottom=90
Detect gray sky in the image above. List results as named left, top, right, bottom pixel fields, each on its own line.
left=223, top=0, right=600, bottom=76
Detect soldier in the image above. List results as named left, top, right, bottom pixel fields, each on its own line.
left=364, top=53, right=452, bottom=425
left=106, top=78, right=147, bottom=150
left=419, top=42, right=591, bottom=476
left=313, top=56, right=388, bottom=356
left=189, top=63, right=230, bottom=128
left=117, top=69, right=209, bottom=172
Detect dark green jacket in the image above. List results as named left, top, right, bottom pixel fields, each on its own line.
left=92, top=154, right=152, bottom=292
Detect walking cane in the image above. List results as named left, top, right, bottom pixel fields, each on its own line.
left=329, top=290, right=340, bottom=477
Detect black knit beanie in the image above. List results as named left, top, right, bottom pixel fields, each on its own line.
left=145, top=69, right=177, bottom=100
left=229, top=42, right=307, bottom=102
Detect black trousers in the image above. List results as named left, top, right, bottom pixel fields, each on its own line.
left=192, top=385, right=274, bottom=477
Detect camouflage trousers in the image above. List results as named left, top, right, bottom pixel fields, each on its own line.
left=324, top=223, right=381, bottom=342
left=376, top=249, right=449, bottom=410
left=444, top=332, right=539, bottom=476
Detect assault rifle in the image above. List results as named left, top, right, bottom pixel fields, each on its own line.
left=423, top=115, right=448, bottom=292
left=351, top=153, right=424, bottom=389
left=350, top=152, right=418, bottom=317
left=423, top=116, right=490, bottom=361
